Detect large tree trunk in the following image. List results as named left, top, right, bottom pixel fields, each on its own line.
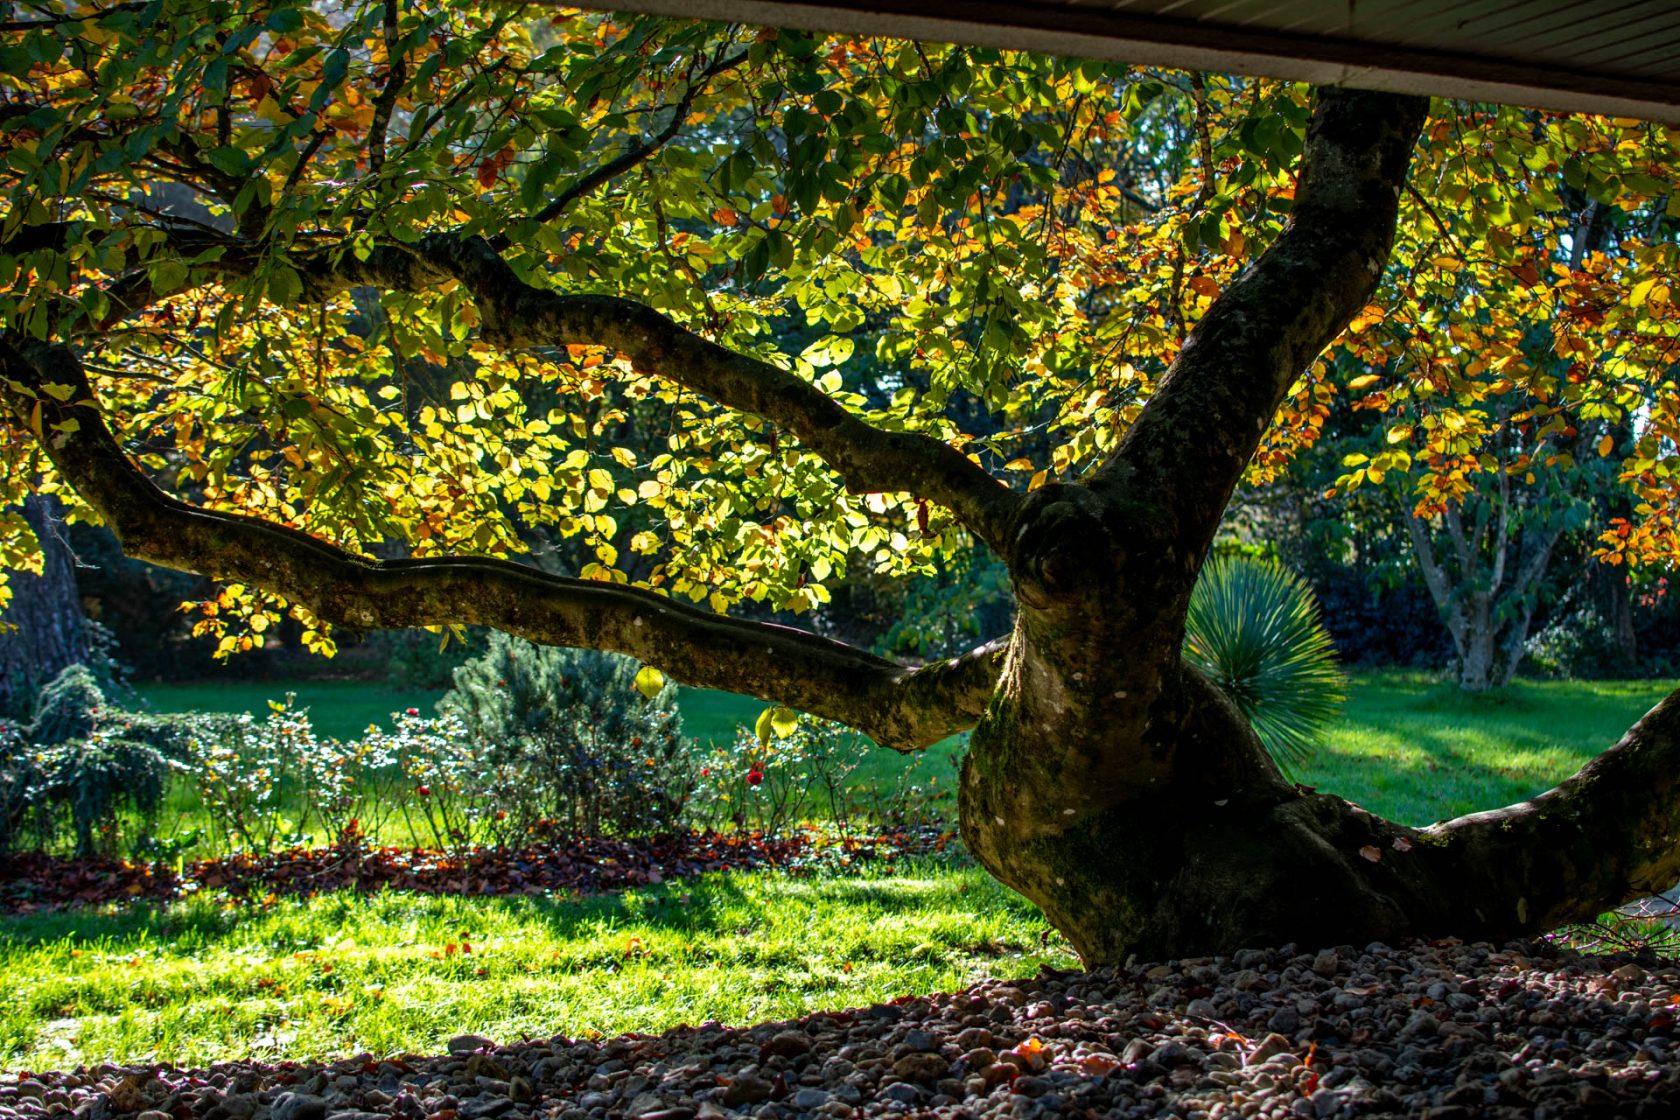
left=0, top=494, right=90, bottom=719
left=962, top=618, right=1680, bottom=962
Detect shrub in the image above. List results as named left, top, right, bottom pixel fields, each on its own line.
left=689, top=718, right=954, bottom=836
left=1, top=665, right=181, bottom=857
left=441, top=635, right=693, bottom=838
left=1183, top=555, right=1346, bottom=776
left=176, top=696, right=397, bottom=853
left=360, top=707, right=483, bottom=854
left=0, top=717, right=41, bottom=853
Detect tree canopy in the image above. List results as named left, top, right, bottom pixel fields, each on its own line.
left=5, top=0, right=1676, bottom=657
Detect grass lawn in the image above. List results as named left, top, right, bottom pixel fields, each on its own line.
left=0, top=862, right=1072, bottom=1070
left=136, top=680, right=444, bottom=744
left=1306, top=671, right=1677, bottom=826
left=136, top=671, right=1673, bottom=827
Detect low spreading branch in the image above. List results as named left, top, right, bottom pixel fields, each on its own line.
left=18, top=219, right=1020, bottom=552
left=0, top=338, right=1003, bottom=751
left=1425, top=685, right=1680, bottom=934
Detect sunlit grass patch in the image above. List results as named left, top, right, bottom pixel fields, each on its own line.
left=1302, top=671, right=1676, bottom=826
left=0, top=862, right=1073, bottom=1071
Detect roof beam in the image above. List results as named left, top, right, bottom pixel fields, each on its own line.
left=596, top=0, right=1680, bottom=122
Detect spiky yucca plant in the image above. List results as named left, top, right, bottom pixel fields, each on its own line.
left=1183, top=555, right=1345, bottom=777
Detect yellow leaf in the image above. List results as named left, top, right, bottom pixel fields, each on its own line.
left=633, top=666, right=665, bottom=700
left=750, top=705, right=797, bottom=746
left=1347, top=374, right=1381, bottom=391
left=1597, top=434, right=1614, bottom=457
left=587, top=468, right=613, bottom=492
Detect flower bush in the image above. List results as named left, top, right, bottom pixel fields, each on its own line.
left=689, top=718, right=952, bottom=837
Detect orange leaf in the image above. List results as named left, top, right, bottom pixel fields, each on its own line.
left=1358, top=845, right=1382, bottom=863
left=477, top=159, right=500, bottom=189
left=712, top=208, right=739, bottom=226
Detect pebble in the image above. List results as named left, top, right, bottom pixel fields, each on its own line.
left=11, top=940, right=1680, bottom=1119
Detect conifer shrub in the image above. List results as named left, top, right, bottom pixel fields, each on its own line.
left=440, top=635, right=693, bottom=838
left=2, top=665, right=183, bottom=856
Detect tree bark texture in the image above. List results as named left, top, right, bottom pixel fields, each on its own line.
left=0, top=494, right=89, bottom=719
left=11, top=84, right=1680, bottom=966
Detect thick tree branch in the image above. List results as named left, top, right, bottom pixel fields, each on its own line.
left=24, top=220, right=1019, bottom=551
left=1423, top=685, right=1680, bottom=933
left=1092, top=88, right=1429, bottom=568
left=0, top=338, right=1001, bottom=750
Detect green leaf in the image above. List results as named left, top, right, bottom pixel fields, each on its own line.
left=265, top=8, right=304, bottom=33
left=268, top=265, right=303, bottom=305
left=151, top=259, right=188, bottom=293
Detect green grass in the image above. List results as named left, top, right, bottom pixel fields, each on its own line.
left=0, top=862, right=1073, bottom=1070
left=137, top=671, right=1672, bottom=829
left=1302, top=671, right=1677, bottom=826
left=136, top=681, right=441, bottom=743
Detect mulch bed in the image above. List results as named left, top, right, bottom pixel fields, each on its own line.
left=0, top=826, right=958, bottom=913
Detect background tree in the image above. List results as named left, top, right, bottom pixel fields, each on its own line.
left=4, top=0, right=1680, bottom=962
left=0, top=494, right=90, bottom=718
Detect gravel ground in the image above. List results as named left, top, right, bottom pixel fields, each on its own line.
left=6, top=938, right=1679, bottom=1120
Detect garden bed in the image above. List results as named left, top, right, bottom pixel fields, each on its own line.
left=0, top=827, right=957, bottom=912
